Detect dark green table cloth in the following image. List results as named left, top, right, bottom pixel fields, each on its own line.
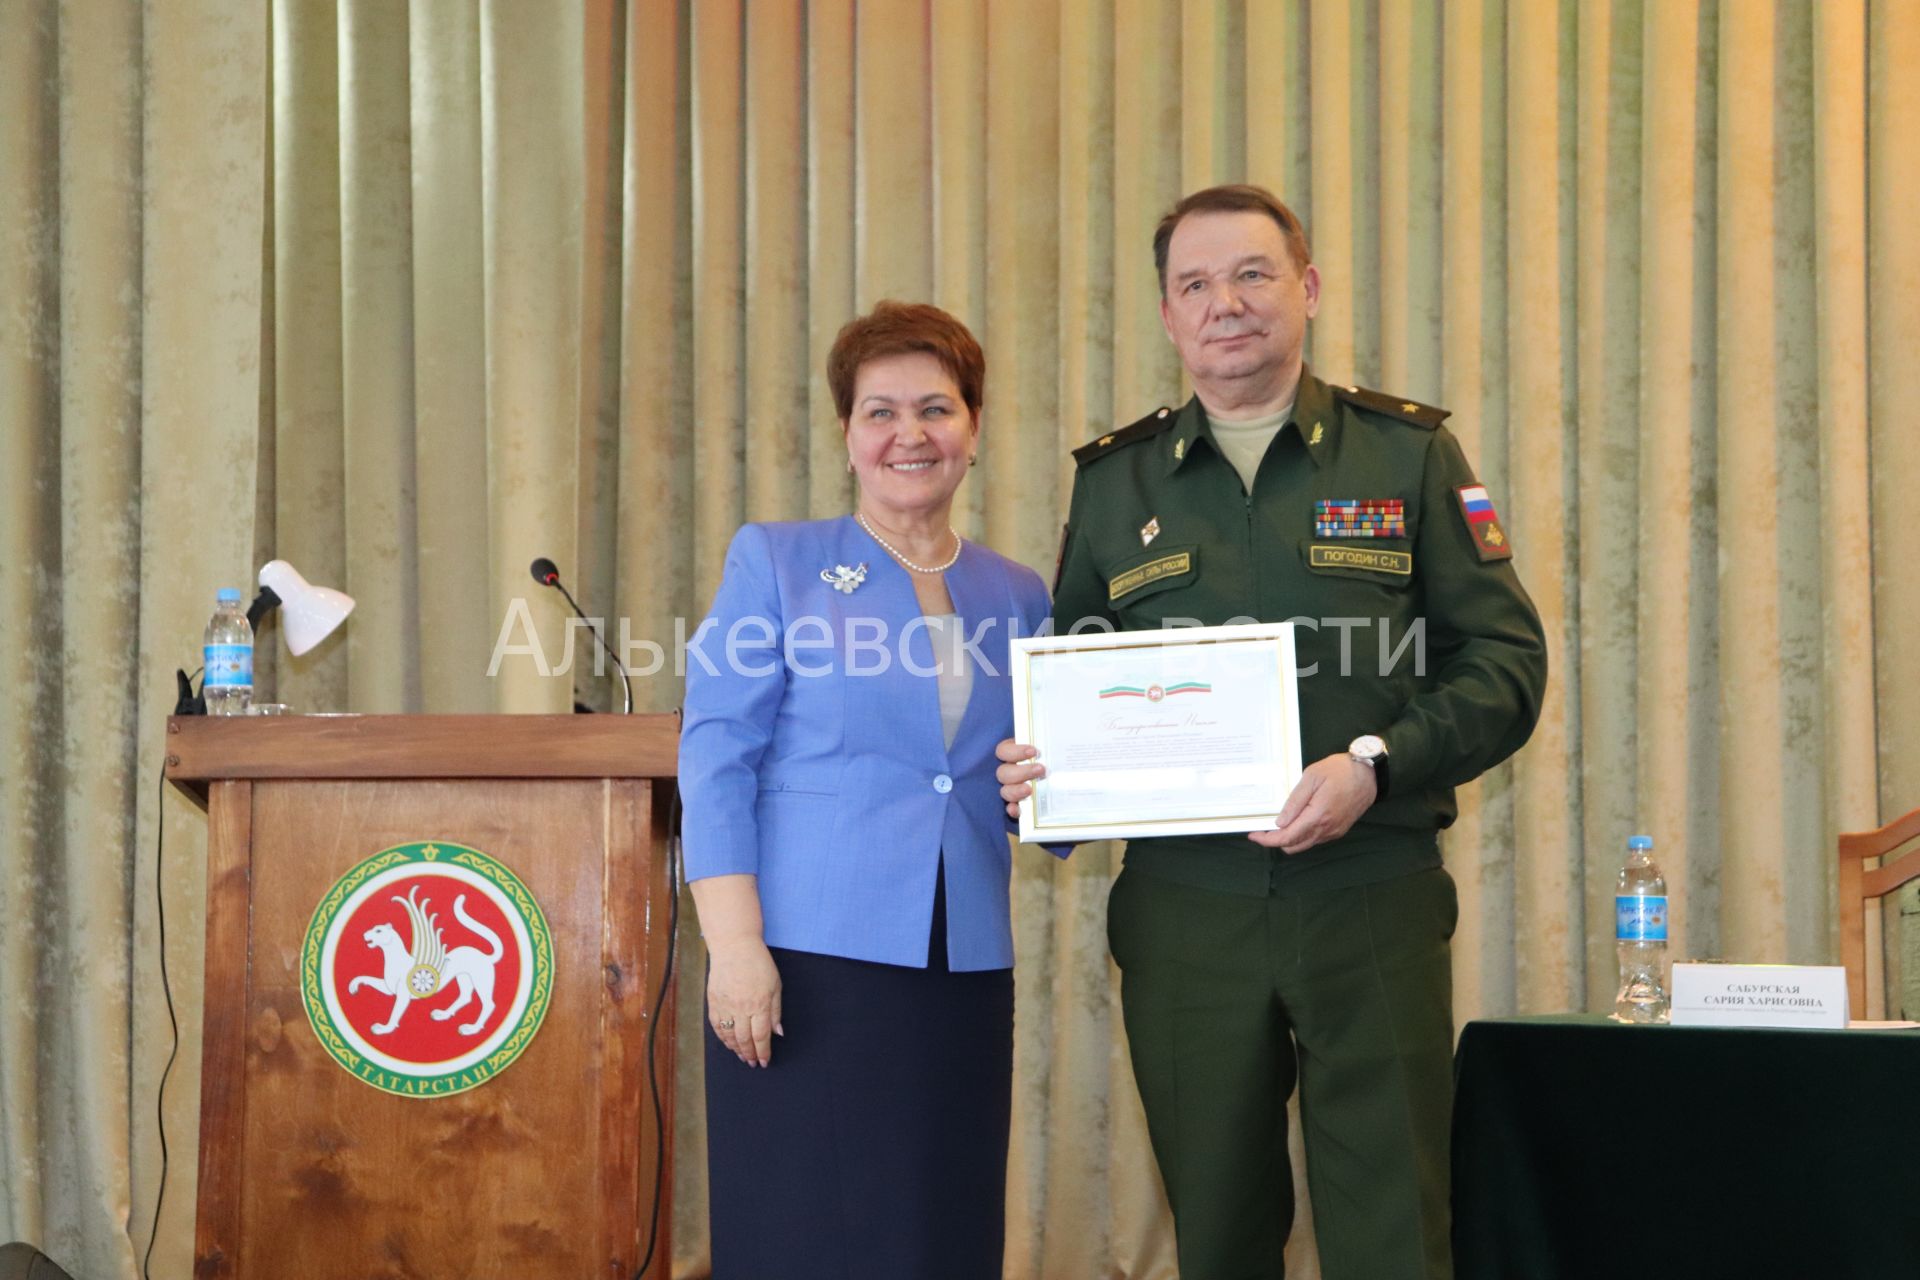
left=1452, top=1015, right=1920, bottom=1279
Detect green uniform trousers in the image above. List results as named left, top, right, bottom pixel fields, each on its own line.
left=1106, top=862, right=1458, bottom=1280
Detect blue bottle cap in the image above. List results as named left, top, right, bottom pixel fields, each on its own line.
left=217, top=588, right=242, bottom=603
left=1628, top=835, right=1653, bottom=850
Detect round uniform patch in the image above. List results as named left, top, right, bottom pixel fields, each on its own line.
left=302, top=841, right=553, bottom=1098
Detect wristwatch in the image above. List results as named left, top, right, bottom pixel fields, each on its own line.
left=1348, top=734, right=1390, bottom=802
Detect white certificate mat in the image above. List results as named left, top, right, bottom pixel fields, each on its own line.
left=1012, top=622, right=1303, bottom=844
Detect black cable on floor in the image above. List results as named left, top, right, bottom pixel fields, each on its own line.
left=634, top=784, right=682, bottom=1279
left=143, top=761, right=180, bottom=1280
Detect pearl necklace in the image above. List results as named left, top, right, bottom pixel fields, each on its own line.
left=856, top=511, right=962, bottom=574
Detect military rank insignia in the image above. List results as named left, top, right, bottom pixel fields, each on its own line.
left=1453, top=484, right=1513, bottom=561
left=1314, top=499, right=1406, bottom=539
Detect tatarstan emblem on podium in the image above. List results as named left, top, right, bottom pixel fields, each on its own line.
left=302, top=840, right=553, bottom=1097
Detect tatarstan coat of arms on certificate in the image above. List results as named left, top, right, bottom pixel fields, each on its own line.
left=302, top=840, right=553, bottom=1097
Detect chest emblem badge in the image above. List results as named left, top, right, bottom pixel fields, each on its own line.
left=1139, top=517, right=1161, bottom=547
left=821, top=562, right=869, bottom=594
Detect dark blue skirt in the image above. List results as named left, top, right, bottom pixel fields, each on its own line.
left=704, top=874, right=1014, bottom=1280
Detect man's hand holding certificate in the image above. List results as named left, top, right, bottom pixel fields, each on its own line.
left=1006, top=623, right=1305, bottom=845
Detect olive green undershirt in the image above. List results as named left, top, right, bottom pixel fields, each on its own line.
left=1205, top=401, right=1293, bottom=493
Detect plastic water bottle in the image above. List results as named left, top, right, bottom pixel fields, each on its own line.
left=203, top=588, right=254, bottom=716
left=1613, top=834, right=1669, bottom=1023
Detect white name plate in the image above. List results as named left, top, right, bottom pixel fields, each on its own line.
left=1670, top=963, right=1849, bottom=1029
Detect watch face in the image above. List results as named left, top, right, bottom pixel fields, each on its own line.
left=1350, top=734, right=1387, bottom=760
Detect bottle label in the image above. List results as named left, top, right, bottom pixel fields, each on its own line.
left=204, top=644, right=253, bottom=689
left=1616, top=895, right=1669, bottom=942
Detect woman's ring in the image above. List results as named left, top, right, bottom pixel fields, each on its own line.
left=719, top=1018, right=736, bottom=1030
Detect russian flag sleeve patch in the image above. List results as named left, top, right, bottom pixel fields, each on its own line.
left=1453, top=484, right=1513, bottom=562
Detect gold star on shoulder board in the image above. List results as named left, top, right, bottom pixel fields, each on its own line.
left=1096, top=434, right=1114, bottom=448
left=1401, top=402, right=1419, bottom=414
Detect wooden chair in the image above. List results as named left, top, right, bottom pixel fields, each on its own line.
left=1837, top=806, right=1920, bottom=1019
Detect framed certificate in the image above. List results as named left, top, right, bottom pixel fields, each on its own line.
left=1011, top=622, right=1303, bottom=844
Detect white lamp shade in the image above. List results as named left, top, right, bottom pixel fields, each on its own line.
left=257, top=559, right=355, bottom=656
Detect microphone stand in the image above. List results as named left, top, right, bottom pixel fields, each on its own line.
left=530, top=558, right=634, bottom=714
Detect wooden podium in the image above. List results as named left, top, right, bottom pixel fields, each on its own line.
left=165, top=714, right=679, bottom=1280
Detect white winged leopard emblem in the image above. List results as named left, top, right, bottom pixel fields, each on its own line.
left=347, top=885, right=504, bottom=1036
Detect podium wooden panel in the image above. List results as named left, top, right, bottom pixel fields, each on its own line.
left=165, top=714, right=679, bottom=1280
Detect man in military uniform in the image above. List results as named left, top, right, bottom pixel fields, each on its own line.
left=998, top=185, right=1547, bottom=1279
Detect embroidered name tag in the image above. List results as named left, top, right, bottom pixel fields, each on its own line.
left=1309, top=545, right=1412, bottom=576
left=1314, top=498, right=1406, bottom=538
left=1109, top=552, right=1192, bottom=601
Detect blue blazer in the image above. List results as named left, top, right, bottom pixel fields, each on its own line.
left=680, top=516, right=1056, bottom=971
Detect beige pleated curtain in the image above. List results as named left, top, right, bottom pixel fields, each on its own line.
left=4, top=2, right=1918, bottom=1277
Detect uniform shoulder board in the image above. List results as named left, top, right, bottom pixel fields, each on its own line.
left=1072, top=406, right=1177, bottom=466
left=1333, top=384, right=1449, bottom=429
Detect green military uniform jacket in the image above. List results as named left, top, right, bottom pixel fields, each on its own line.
left=1052, top=367, right=1549, bottom=895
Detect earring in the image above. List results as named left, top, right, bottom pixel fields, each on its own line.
left=968, top=455, right=977, bottom=467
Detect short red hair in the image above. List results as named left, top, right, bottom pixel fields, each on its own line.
left=826, top=301, right=985, bottom=421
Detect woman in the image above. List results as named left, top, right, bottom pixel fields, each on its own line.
left=679, top=301, right=1054, bottom=1278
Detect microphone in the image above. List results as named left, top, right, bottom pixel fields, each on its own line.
left=528, top=556, right=634, bottom=715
